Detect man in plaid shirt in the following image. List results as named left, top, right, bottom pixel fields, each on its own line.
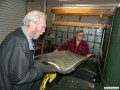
left=55, top=30, right=92, bottom=57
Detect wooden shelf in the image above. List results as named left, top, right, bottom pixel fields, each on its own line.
left=51, top=8, right=112, bottom=16
left=53, top=20, right=107, bottom=28
left=51, top=7, right=112, bottom=28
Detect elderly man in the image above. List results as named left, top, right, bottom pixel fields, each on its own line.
left=55, top=30, right=92, bottom=57
left=0, top=10, right=56, bottom=90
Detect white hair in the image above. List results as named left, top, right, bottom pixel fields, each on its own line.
left=23, top=10, right=46, bottom=26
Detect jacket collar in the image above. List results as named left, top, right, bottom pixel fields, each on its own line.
left=21, top=26, right=34, bottom=50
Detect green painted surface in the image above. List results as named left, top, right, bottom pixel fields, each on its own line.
left=102, top=7, right=120, bottom=85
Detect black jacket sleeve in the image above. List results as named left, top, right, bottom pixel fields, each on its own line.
left=6, top=38, right=45, bottom=85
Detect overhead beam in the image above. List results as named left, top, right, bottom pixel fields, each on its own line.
left=51, top=8, right=113, bottom=16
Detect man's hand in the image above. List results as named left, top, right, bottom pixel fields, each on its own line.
left=87, top=54, right=93, bottom=58
left=34, top=60, right=58, bottom=73
left=54, top=49, right=58, bottom=52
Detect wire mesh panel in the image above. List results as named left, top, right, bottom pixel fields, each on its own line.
left=51, top=25, right=105, bottom=57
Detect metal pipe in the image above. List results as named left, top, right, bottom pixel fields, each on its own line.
left=41, top=0, right=47, bottom=54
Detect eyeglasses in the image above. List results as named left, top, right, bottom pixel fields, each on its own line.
left=77, top=35, right=84, bottom=37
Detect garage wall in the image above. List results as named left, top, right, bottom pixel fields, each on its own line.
left=0, top=0, right=27, bottom=44
left=27, top=0, right=41, bottom=12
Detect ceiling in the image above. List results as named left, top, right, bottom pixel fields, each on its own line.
left=57, top=0, right=120, bottom=4
left=48, top=0, right=120, bottom=10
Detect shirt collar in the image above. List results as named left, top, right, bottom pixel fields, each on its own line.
left=21, top=26, right=34, bottom=50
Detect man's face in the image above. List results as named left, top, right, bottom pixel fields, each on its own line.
left=32, top=16, right=46, bottom=39
left=76, top=32, right=84, bottom=41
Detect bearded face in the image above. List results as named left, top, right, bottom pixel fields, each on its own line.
left=32, top=16, right=46, bottom=40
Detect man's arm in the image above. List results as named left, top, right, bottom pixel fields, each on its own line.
left=55, top=40, right=70, bottom=51
left=85, top=41, right=93, bottom=58
left=7, top=39, right=56, bottom=85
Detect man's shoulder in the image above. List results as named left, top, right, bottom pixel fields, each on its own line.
left=8, top=27, right=22, bottom=37
left=68, top=38, right=75, bottom=42
left=81, top=39, right=88, bottom=44
left=7, top=28, right=27, bottom=44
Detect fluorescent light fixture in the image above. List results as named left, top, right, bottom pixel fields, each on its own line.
left=63, top=4, right=118, bottom=7
left=62, top=4, right=118, bottom=9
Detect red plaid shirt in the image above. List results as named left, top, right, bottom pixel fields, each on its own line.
left=57, top=38, right=91, bottom=56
